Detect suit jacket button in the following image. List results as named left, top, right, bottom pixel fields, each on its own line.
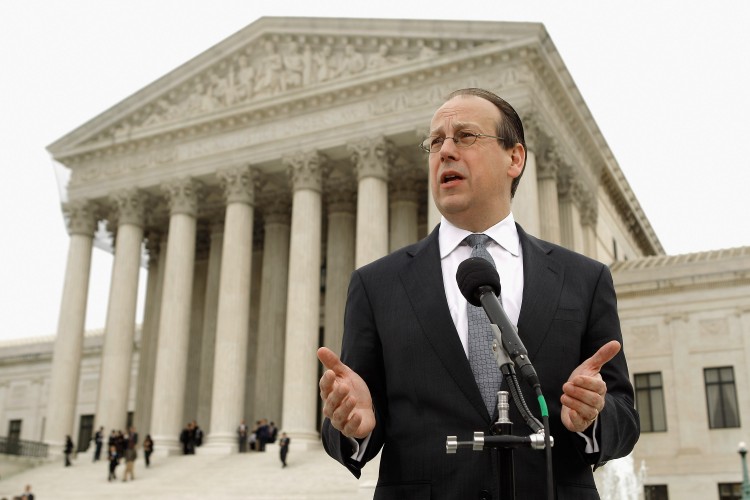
left=478, top=490, right=491, bottom=499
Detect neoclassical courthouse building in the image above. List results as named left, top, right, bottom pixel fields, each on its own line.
left=1, top=17, right=748, bottom=499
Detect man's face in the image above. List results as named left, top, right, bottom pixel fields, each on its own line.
left=428, top=95, right=523, bottom=232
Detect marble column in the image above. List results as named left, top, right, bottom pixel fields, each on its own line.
left=134, top=232, right=163, bottom=436
left=205, top=166, right=257, bottom=452
left=95, top=189, right=147, bottom=435
left=253, top=198, right=291, bottom=425
left=348, top=136, right=392, bottom=268
left=537, top=147, right=561, bottom=245
left=281, top=150, right=325, bottom=447
left=580, top=190, right=599, bottom=260
left=196, top=221, right=223, bottom=430
left=512, top=148, right=541, bottom=237
left=45, top=199, right=97, bottom=455
left=323, top=175, right=356, bottom=353
left=388, top=162, right=419, bottom=252
left=244, top=241, right=263, bottom=423
left=184, top=239, right=208, bottom=424
left=557, top=165, right=578, bottom=251
left=150, top=178, right=201, bottom=455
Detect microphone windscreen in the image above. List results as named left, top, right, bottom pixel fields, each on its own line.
left=456, top=257, right=501, bottom=307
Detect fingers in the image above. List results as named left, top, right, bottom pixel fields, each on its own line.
left=562, top=407, right=597, bottom=432
left=317, top=347, right=349, bottom=375
left=582, top=340, right=621, bottom=373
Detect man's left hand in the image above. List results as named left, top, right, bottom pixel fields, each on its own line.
left=560, top=340, right=621, bottom=433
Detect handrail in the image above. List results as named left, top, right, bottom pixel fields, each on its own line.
left=0, top=437, right=49, bottom=458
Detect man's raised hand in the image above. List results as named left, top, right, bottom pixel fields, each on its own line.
left=317, top=347, right=376, bottom=439
left=560, top=340, right=621, bottom=433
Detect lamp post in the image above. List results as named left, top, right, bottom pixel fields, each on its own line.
left=739, top=442, right=750, bottom=500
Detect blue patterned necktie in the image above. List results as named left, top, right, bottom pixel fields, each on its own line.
left=465, top=233, right=503, bottom=417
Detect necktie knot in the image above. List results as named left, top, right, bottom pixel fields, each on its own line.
left=465, top=233, right=491, bottom=250
left=465, top=234, right=495, bottom=268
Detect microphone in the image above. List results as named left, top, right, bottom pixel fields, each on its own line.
left=456, top=257, right=540, bottom=390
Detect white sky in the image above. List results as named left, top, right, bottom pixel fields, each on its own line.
left=1, top=0, right=749, bottom=342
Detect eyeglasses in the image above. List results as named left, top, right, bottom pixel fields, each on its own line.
left=419, top=131, right=506, bottom=153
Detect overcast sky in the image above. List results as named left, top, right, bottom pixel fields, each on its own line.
left=1, top=1, right=748, bottom=342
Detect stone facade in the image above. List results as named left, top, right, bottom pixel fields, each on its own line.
left=612, top=248, right=750, bottom=498
left=2, top=15, right=741, bottom=499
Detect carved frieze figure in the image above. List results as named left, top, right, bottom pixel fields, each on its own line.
left=339, top=45, right=365, bottom=77
left=254, top=40, right=284, bottom=95
left=234, top=54, right=256, bottom=102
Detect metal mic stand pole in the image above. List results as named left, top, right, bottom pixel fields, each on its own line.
left=493, top=390, right=515, bottom=500
left=491, top=324, right=517, bottom=499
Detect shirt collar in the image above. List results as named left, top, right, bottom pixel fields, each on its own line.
left=439, top=213, right=521, bottom=258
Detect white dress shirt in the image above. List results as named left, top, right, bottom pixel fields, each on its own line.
left=438, top=214, right=523, bottom=355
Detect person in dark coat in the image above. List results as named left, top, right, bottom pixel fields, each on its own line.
left=279, top=432, right=290, bottom=468
left=318, top=88, right=639, bottom=499
left=93, top=426, right=104, bottom=462
left=64, top=435, right=74, bottom=467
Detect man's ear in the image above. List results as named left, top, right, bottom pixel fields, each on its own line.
left=508, top=143, right=526, bottom=179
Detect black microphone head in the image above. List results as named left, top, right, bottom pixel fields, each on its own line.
left=456, top=257, right=501, bottom=307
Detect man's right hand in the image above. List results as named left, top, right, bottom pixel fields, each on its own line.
left=317, top=347, right=376, bottom=439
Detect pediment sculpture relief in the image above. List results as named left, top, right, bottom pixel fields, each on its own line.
left=100, top=35, right=469, bottom=142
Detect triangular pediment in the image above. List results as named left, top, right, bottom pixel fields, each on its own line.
left=47, top=17, right=545, bottom=157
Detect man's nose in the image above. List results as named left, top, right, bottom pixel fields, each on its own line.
left=439, top=138, right=459, bottom=160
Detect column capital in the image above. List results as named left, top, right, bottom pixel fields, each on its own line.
left=262, top=196, right=292, bottom=225
left=283, top=150, right=329, bottom=192
left=521, top=112, right=551, bottom=152
left=580, top=190, right=598, bottom=227
left=161, top=177, right=204, bottom=216
left=537, top=141, right=562, bottom=181
left=325, top=168, right=357, bottom=214
left=556, top=163, right=576, bottom=201
left=110, top=188, right=149, bottom=228
left=347, top=136, right=395, bottom=182
left=390, top=157, right=423, bottom=203
left=217, top=165, right=260, bottom=205
left=63, top=198, right=99, bottom=236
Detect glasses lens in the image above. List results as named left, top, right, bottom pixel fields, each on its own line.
left=456, top=132, right=477, bottom=148
left=421, top=136, right=442, bottom=152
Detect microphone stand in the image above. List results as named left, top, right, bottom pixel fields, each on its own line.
left=446, top=325, right=553, bottom=500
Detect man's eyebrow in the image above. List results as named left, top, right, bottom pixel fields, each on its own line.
left=429, top=121, right=477, bottom=136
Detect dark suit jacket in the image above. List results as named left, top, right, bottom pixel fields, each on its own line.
left=322, top=224, right=639, bottom=500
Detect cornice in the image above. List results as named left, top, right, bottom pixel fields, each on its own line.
left=601, top=168, right=663, bottom=255
left=611, top=246, right=750, bottom=298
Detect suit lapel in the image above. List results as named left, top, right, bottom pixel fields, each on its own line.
left=399, top=227, right=490, bottom=421
left=516, top=224, right=564, bottom=359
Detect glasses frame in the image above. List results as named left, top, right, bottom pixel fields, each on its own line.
left=419, top=132, right=506, bottom=153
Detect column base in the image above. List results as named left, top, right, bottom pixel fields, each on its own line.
left=285, top=429, right=323, bottom=451
left=199, top=432, right=239, bottom=455
left=150, top=435, right=184, bottom=457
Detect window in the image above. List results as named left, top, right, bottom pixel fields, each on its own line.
left=644, top=484, right=669, bottom=500
left=718, top=482, right=741, bottom=500
left=634, top=372, right=667, bottom=432
left=77, top=414, right=94, bottom=452
left=6, top=419, right=22, bottom=455
left=7, top=419, right=21, bottom=441
left=704, top=367, right=740, bottom=429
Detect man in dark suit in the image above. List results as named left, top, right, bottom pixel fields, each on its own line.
left=318, top=88, right=639, bottom=499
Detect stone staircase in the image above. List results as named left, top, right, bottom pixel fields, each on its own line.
left=0, top=445, right=379, bottom=499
